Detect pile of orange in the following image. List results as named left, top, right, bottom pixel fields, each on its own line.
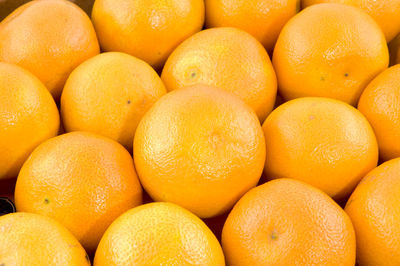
left=1, top=0, right=400, bottom=265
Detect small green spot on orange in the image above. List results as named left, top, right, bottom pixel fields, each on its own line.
left=320, top=76, right=325, bottom=81
left=127, top=100, right=131, bottom=104
left=191, top=72, right=196, bottom=78
left=344, top=73, right=349, bottom=77
left=85, top=253, right=90, bottom=262
left=270, top=230, right=278, bottom=240
left=44, top=198, right=50, bottom=204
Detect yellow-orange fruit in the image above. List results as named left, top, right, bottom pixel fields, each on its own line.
left=273, top=3, right=388, bottom=105
left=345, top=158, right=400, bottom=265
left=162, top=27, right=277, bottom=121
left=205, top=0, right=299, bottom=51
left=262, top=97, right=378, bottom=200
left=15, top=132, right=143, bottom=253
left=302, top=0, right=400, bottom=42
left=0, top=62, right=59, bottom=180
left=134, top=85, right=265, bottom=218
left=61, top=52, right=166, bottom=149
left=0, top=212, right=89, bottom=265
left=222, top=179, right=356, bottom=266
left=94, top=202, right=225, bottom=266
left=0, top=0, right=99, bottom=99
left=91, top=0, right=204, bottom=70
left=358, top=65, right=400, bottom=162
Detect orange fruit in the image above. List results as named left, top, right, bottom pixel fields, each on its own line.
left=273, top=3, right=388, bottom=105
left=134, top=85, right=265, bottom=218
left=0, top=212, right=89, bottom=265
left=0, top=0, right=99, bottom=99
left=91, top=0, right=204, bottom=70
left=358, top=65, right=400, bottom=162
left=0, top=62, right=59, bottom=180
left=345, top=158, right=400, bottom=265
left=61, top=52, right=166, bottom=150
left=222, top=178, right=356, bottom=266
left=205, top=0, right=300, bottom=51
left=94, top=202, right=225, bottom=266
left=302, top=0, right=400, bottom=42
left=162, top=27, right=277, bottom=121
left=262, top=97, right=378, bottom=200
left=15, top=132, right=142, bottom=253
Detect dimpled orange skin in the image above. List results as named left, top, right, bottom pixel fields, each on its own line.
left=345, top=158, right=400, bottom=265
left=15, top=132, right=143, bottom=253
left=161, top=27, right=277, bottom=122
left=134, top=85, right=266, bottom=218
left=358, top=65, right=400, bottom=162
left=262, top=97, right=378, bottom=200
left=0, top=212, right=90, bottom=266
left=222, top=179, right=356, bottom=266
left=273, top=3, right=388, bottom=106
left=0, top=0, right=100, bottom=100
left=205, top=0, right=300, bottom=52
left=94, top=202, right=225, bottom=266
left=61, top=52, right=166, bottom=150
left=91, top=0, right=204, bottom=70
left=0, top=62, right=59, bottom=180
left=302, top=0, right=400, bottom=42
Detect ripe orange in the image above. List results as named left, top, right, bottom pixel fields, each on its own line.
left=61, top=52, right=166, bottom=149
left=134, top=85, right=265, bottom=218
left=273, top=3, right=388, bottom=105
left=0, top=62, right=59, bottom=180
left=0, top=0, right=99, bottom=99
left=302, top=0, right=400, bottom=42
left=94, top=202, right=225, bottom=266
left=389, top=34, right=400, bottom=65
left=358, top=65, right=400, bottom=162
left=15, top=131, right=143, bottom=253
left=222, top=178, right=356, bottom=265
left=162, top=27, right=277, bottom=121
left=345, top=158, right=400, bottom=265
left=0, top=212, right=89, bottom=265
left=91, top=0, right=204, bottom=70
left=205, top=0, right=299, bottom=51
left=262, top=97, right=378, bottom=200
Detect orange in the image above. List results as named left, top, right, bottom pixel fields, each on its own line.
left=262, top=97, right=378, bottom=200
left=94, top=202, right=225, bottom=266
left=389, top=34, right=400, bottom=65
left=134, top=85, right=265, bottom=218
left=162, top=27, right=277, bottom=121
left=15, top=132, right=142, bottom=253
left=345, top=158, right=400, bottom=265
left=273, top=3, right=388, bottom=105
left=61, top=52, right=166, bottom=150
left=358, top=65, right=400, bottom=162
left=0, top=0, right=99, bottom=99
left=0, top=212, right=89, bottom=265
left=302, top=0, right=400, bottom=42
left=91, top=0, right=204, bottom=70
left=0, top=62, right=59, bottom=180
left=205, top=0, right=300, bottom=51
left=222, top=178, right=356, bottom=266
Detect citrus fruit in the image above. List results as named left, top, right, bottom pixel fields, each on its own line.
left=389, top=34, right=400, bottom=65
left=302, top=0, right=400, bottom=42
left=91, top=0, right=204, bottom=70
left=0, top=62, right=59, bottom=180
left=162, top=27, right=277, bottom=121
left=345, top=158, right=400, bottom=265
left=0, top=212, right=89, bottom=265
left=94, top=202, right=225, bottom=266
left=358, top=65, right=400, bottom=162
left=134, top=85, right=265, bottom=218
left=61, top=52, right=166, bottom=149
left=273, top=3, right=388, bottom=105
left=262, top=97, right=378, bottom=200
left=15, top=131, right=143, bottom=253
left=205, top=0, right=300, bottom=51
left=0, top=0, right=99, bottom=99
left=222, top=178, right=356, bottom=266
